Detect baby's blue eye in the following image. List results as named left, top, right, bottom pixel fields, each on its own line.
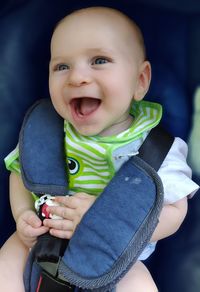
left=56, top=64, right=70, bottom=71
left=92, top=57, right=109, bottom=65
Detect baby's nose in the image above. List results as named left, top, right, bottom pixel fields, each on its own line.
left=67, top=67, right=92, bottom=87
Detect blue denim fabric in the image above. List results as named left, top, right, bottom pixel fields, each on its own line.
left=63, top=160, right=156, bottom=276
left=58, top=156, right=163, bottom=290
left=20, top=99, right=68, bottom=196
left=24, top=249, right=42, bottom=292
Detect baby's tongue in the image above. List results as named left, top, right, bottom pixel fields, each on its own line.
left=79, top=97, right=100, bottom=115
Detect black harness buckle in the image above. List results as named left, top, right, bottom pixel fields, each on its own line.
left=37, top=270, right=76, bottom=292
left=35, top=235, right=77, bottom=291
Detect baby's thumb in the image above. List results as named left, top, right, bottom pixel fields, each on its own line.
left=29, top=212, right=42, bottom=228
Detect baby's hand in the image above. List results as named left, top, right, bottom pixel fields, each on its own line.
left=16, top=209, right=49, bottom=248
left=43, top=192, right=97, bottom=239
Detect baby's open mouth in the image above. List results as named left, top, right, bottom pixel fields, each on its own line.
left=70, top=97, right=101, bottom=117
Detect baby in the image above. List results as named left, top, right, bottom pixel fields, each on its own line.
left=1, top=6, right=199, bottom=292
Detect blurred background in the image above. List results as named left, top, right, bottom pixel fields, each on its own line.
left=0, top=1, right=200, bottom=291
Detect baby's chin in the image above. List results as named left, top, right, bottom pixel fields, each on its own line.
left=73, top=126, right=118, bottom=137
left=69, top=114, right=133, bottom=137
left=72, top=125, right=102, bottom=137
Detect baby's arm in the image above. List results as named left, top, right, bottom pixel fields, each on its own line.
left=10, top=171, right=34, bottom=221
left=151, top=137, right=198, bottom=242
left=0, top=172, right=49, bottom=292
left=151, top=196, right=188, bottom=242
left=9, top=172, right=49, bottom=247
left=43, top=193, right=96, bottom=239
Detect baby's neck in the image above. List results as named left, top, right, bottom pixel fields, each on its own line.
left=99, top=115, right=134, bottom=137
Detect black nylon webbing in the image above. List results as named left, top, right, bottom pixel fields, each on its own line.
left=138, top=125, right=174, bottom=171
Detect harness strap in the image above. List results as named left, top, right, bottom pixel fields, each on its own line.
left=20, top=99, right=174, bottom=292
left=19, top=99, right=68, bottom=196
left=139, top=124, right=174, bottom=171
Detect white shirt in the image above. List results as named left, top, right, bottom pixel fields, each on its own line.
left=158, top=137, right=199, bottom=204
left=139, top=137, right=199, bottom=260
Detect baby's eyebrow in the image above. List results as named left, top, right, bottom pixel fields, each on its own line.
left=86, top=48, right=115, bottom=55
left=49, top=57, right=63, bottom=63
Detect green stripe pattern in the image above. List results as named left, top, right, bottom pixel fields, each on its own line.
left=65, top=100, right=162, bottom=196
left=4, top=145, right=20, bottom=174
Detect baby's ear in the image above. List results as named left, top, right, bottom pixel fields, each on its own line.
left=134, top=61, right=151, bottom=101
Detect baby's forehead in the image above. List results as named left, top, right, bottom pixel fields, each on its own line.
left=55, top=7, right=138, bottom=39
left=52, top=7, right=145, bottom=59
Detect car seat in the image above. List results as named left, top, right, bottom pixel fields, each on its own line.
left=0, top=1, right=200, bottom=291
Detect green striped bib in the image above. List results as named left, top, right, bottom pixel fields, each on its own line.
left=65, top=100, right=162, bottom=196
left=4, top=100, right=162, bottom=197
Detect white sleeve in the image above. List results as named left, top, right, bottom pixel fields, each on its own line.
left=157, top=137, right=199, bottom=204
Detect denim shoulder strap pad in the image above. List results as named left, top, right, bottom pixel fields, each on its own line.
left=57, top=156, right=164, bottom=291
left=19, top=98, right=68, bottom=196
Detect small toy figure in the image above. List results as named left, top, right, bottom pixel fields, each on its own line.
left=35, top=194, right=62, bottom=220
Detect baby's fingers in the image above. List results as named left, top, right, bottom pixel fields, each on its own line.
left=43, top=218, right=74, bottom=232
left=21, top=210, right=42, bottom=228
left=49, top=228, right=73, bottom=239
left=27, top=214, right=42, bottom=228
left=24, top=224, right=49, bottom=238
left=54, top=195, right=79, bottom=209
left=44, top=218, right=74, bottom=239
left=47, top=205, right=75, bottom=220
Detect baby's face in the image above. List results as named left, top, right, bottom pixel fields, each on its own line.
left=49, top=8, right=149, bottom=136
